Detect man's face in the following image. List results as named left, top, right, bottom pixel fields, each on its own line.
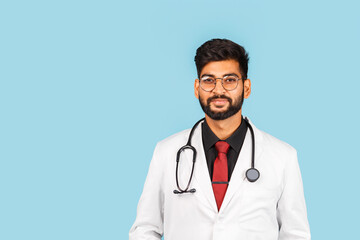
left=194, top=59, right=251, bottom=120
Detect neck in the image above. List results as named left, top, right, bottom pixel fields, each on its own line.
left=205, top=110, right=243, bottom=140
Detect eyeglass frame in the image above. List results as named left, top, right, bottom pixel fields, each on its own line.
left=199, top=74, right=243, bottom=92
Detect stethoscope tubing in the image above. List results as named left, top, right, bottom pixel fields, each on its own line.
left=174, top=117, right=259, bottom=194
left=173, top=118, right=204, bottom=194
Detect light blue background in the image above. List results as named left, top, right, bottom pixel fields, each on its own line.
left=1, top=0, right=359, bottom=239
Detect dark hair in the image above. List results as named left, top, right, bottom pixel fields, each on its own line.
left=194, top=38, right=249, bottom=79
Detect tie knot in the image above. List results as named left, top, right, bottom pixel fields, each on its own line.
left=215, top=141, right=230, bottom=154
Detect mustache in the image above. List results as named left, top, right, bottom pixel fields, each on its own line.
left=207, top=95, right=232, bottom=104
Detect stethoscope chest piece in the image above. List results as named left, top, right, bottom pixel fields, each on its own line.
left=246, top=168, right=260, bottom=182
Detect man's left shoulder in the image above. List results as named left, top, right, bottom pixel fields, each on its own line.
left=256, top=127, right=297, bottom=157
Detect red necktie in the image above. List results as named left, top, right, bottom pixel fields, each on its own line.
left=212, top=141, right=230, bottom=211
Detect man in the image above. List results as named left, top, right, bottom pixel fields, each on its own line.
left=129, top=39, right=311, bottom=240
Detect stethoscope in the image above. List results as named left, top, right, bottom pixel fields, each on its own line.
left=173, top=117, right=260, bottom=194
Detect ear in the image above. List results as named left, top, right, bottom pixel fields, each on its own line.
left=243, top=79, right=251, bottom=99
left=194, top=79, right=200, bottom=99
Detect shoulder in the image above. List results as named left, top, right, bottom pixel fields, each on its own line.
left=255, top=126, right=297, bottom=158
left=159, top=128, right=191, bottom=144
left=154, top=128, right=192, bottom=154
left=147, top=129, right=193, bottom=171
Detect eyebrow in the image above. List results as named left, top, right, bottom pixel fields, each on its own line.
left=200, top=73, right=240, bottom=78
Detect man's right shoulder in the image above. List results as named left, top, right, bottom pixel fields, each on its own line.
left=156, top=128, right=191, bottom=149
left=149, top=128, right=192, bottom=162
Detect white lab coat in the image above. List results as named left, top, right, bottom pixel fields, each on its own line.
left=129, top=118, right=311, bottom=240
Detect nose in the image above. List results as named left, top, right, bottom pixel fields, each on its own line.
left=212, top=78, right=226, bottom=94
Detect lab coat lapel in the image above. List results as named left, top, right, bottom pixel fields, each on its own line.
left=219, top=118, right=264, bottom=213
left=184, top=123, right=218, bottom=212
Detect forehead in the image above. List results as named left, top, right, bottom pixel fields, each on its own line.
left=200, top=59, right=241, bottom=77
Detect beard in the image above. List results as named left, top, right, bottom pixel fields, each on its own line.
left=198, top=89, right=244, bottom=120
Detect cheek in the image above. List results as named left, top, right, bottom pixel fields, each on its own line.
left=198, top=91, right=209, bottom=104
left=231, top=90, right=244, bottom=103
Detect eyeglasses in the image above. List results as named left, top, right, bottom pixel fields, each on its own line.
left=199, top=75, right=242, bottom=92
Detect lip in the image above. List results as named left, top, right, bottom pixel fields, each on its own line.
left=211, top=98, right=228, bottom=105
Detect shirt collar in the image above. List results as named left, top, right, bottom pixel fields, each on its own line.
left=202, top=120, right=219, bottom=151
left=201, top=116, right=248, bottom=152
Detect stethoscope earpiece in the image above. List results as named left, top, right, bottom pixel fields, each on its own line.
left=173, top=188, right=196, bottom=194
